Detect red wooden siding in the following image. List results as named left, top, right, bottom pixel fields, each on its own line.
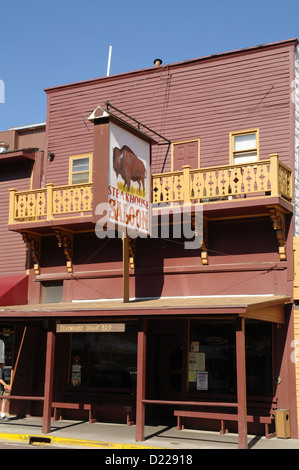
left=0, top=161, right=32, bottom=276
left=45, top=41, right=295, bottom=185
left=0, top=126, right=45, bottom=154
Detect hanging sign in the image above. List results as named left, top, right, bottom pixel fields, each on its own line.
left=108, top=122, right=151, bottom=236
left=56, top=323, right=125, bottom=333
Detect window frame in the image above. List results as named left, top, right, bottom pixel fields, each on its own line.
left=69, top=153, right=93, bottom=185
left=68, top=321, right=138, bottom=389
left=229, top=129, right=259, bottom=165
left=187, top=319, right=273, bottom=396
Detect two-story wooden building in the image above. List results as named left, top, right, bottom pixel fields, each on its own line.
left=0, top=122, right=45, bottom=399
left=1, top=39, right=299, bottom=448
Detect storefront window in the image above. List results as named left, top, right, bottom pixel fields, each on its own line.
left=69, top=322, right=138, bottom=389
left=245, top=321, right=273, bottom=396
left=189, top=320, right=236, bottom=393
left=189, top=320, right=273, bottom=396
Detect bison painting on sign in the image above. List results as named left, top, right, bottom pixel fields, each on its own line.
left=108, top=122, right=150, bottom=236
left=113, top=146, right=146, bottom=193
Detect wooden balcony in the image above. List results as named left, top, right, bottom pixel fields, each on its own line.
left=9, top=182, right=93, bottom=228
left=8, top=154, right=292, bottom=232
left=152, top=154, right=292, bottom=206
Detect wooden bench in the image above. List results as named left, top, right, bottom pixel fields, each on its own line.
left=174, top=396, right=278, bottom=439
left=52, top=387, right=135, bottom=425
left=52, top=401, right=134, bottom=425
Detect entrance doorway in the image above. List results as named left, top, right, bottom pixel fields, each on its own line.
left=147, top=320, right=185, bottom=423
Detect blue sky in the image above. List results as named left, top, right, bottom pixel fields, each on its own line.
left=0, top=0, right=298, bottom=131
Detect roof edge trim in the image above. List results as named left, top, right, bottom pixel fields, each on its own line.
left=44, top=38, right=298, bottom=94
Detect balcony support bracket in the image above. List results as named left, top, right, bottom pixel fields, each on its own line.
left=201, top=218, right=209, bottom=265
left=269, top=207, right=286, bottom=261
left=21, top=232, right=41, bottom=275
left=128, top=237, right=136, bottom=270
left=192, top=215, right=209, bottom=265
left=54, top=228, right=73, bottom=273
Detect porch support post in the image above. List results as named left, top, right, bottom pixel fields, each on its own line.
left=42, top=321, right=56, bottom=434
left=236, top=317, right=248, bottom=449
left=136, top=319, right=147, bottom=441
left=122, top=232, right=129, bottom=303
left=11, top=326, right=27, bottom=388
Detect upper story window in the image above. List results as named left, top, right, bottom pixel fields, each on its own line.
left=230, top=130, right=259, bottom=164
left=42, top=281, right=63, bottom=303
left=69, top=153, right=92, bottom=184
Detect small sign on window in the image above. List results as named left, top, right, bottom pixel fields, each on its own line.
left=0, top=340, right=5, bottom=363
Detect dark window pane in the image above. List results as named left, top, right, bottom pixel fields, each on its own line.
left=70, top=322, right=137, bottom=389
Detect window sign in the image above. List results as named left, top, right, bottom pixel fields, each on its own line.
left=71, top=356, right=81, bottom=387
left=0, top=332, right=13, bottom=385
left=0, top=340, right=4, bottom=363
left=197, top=371, right=208, bottom=391
left=188, top=352, right=205, bottom=383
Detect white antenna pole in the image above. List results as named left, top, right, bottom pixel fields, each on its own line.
left=107, top=46, right=112, bottom=76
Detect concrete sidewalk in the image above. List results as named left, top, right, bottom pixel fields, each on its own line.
left=0, top=416, right=299, bottom=449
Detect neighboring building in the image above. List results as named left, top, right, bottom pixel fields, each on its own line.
left=0, top=122, right=45, bottom=281
left=0, top=122, right=45, bottom=409
left=1, top=39, right=299, bottom=448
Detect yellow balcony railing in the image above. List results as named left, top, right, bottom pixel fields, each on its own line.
left=8, top=154, right=292, bottom=226
left=152, top=154, right=292, bottom=205
left=9, top=182, right=93, bottom=224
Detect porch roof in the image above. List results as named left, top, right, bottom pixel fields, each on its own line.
left=0, top=295, right=290, bottom=324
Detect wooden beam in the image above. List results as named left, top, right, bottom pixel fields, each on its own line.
left=136, top=319, right=147, bottom=441
left=122, top=233, right=129, bottom=303
left=42, top=321, right=56, bottom=434
left=236, top=318, right=248, bottom=449
left=11, top=327, right=27, bottom=388
left=243, top=304, right=285, bottom=324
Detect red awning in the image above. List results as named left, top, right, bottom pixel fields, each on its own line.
left=0, top=275, right=28, bottom=306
